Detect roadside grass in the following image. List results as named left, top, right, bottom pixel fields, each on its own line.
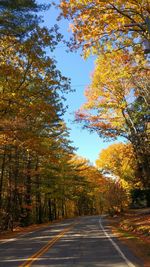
left=108, top=208, right=150, bottom=267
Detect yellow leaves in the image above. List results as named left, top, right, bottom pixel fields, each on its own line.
left=78, top=50, right=137, bottom=135
left=60, top=0, right=148, bottom=55
left=96, top=142, right=138, bottom=188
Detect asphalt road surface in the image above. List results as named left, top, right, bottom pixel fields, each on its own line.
left=0, top=216, right=143, bottom=267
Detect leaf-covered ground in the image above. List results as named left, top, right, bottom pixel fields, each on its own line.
left=120, top=210, right=150, bottom=238
left=109, top=208, right=150, bottom=267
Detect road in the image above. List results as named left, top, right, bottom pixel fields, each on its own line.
left=0, top=216, right=143, bottom=267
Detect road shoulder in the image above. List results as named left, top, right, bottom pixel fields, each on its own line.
left=107, top=210, right=150, bottom=267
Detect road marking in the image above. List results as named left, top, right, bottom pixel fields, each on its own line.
left=99, top=218, right=136, bottom=267
left=19, top=224, right=75, bottom=267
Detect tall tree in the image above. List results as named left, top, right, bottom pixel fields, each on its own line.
left=75, top=51, right=150, bottom=187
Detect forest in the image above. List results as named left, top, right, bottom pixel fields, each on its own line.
left=0, top=0, right=149, bottom=232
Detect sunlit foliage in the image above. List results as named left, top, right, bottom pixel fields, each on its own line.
left=60, top=0, right=150, bottom=56
left=96, top=143, right=140, bottom=188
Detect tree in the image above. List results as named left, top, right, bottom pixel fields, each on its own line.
left=75, top=51, right=150, bottom=187
left=59, top=0, right=149, bottom=192
left=60, top=0, right=150, bottom=56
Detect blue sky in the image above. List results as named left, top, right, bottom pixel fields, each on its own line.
left=38, top=0, right=120, bottom=164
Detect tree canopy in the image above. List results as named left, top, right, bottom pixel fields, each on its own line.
left=0, top=0, right=46, bottom=38
left=0, top=0, right=149, bottom=231
left=1, top=0, right=121, bottom=230
left=59, top=1, right=150, bottom=188
left=60, top=0, right=150, bottom=56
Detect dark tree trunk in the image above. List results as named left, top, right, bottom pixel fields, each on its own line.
left=13, top=146, right=20, bottom=221
left=25, top=153, right=32, bottom=226
left=35, top=157, right=42, bottom=223
left=0, top=148, right=6, bottom=209
left=53, top=198, right=57, bottom=220
left=48, top=198, right=53, bottom=221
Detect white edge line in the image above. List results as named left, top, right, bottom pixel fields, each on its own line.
left=99, top=217, right=136, bottom=267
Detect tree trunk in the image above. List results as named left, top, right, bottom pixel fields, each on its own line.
left=35, top=157, right=42, bottom=223
left=13, top=146, right=20, bottom=221
left=48, top=198, right=53, bottom=221
left=25, top=152, right=32, bottom=226
left=0, top=148, right=6, bottom=209
left=53, top=198, right=57, bottom=220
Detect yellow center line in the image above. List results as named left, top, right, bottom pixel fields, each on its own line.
left=19, top=223, right=75, bottom=267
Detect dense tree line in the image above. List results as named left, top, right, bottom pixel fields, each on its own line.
left=0, top=0, right=127, bottom=231
left=0, top=0, right=71, bottom=229
left=1, top=0, right=149, bottom=231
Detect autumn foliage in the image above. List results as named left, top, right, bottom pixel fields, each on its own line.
left=0, top=0, right=119, bottom=230
left=96, top=143, right=139, bottom=188
left=59, top=0, right=150, bottom=188
left=0, top=0, right=149, bottom=231
left=60, top=0, right=150, bottom=56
